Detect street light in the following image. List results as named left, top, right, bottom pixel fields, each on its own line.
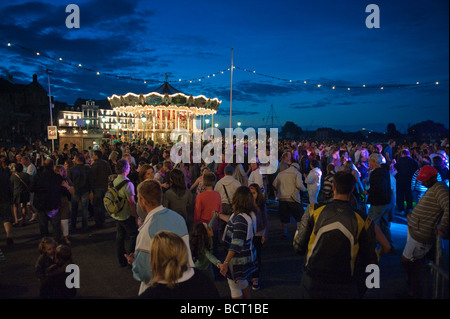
left=237, top=121, right=241, bottom=127
left=214, top=123, right=219, bottom=128
left=46, top=69, right=54, bottom=152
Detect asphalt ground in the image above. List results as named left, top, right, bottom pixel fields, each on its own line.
left=0, top=201, right=448, bottom=306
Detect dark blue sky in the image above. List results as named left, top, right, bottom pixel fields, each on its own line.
left=0, top=0, right=448, bottom=133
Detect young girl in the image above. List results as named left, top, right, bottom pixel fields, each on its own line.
left=189, top=215, right=220, bottom=281
left=217, top=186, right=258, bottom=299
left=139, top=231, right=220, bottom=299
left=35, top=237, right=56, bottom=298
left=45, top=244, right=77, bottom=299
left=54, top=165, right=74, bottom=245
left=249, top=183, right=269, bottom=290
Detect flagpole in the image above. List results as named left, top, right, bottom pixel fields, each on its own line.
left=229, top=47, right=233, bottom=130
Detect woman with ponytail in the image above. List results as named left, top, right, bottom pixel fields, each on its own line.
left=139, top=231, right=220, bottom=299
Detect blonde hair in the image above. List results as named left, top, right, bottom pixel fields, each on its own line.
left=54, top=164, right=67, bottom=178
left=150, top=231, right=188, bottom=289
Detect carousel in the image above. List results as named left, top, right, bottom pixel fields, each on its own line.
left=107, top=81, right=221, bottom=143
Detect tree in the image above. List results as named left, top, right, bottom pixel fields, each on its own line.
left=386, top=123, right=401, bottom=139
left=281, top=121, right=303, bottom=139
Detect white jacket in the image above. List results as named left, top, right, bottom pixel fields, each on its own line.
left=272, top=166, right=306, bottom=203
left=214, top=175, right=241, bottom=204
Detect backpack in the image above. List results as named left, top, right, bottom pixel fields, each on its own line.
left=103, top=179, right=130, bottom=219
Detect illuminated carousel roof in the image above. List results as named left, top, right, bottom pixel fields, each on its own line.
left=107, top=82, right=221, bottom=115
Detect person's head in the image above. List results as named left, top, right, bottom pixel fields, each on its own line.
left=224, top=165, right=234, bottom=176
left=169, top=168, right=186, bottom=190
left=332, top=171, right=356, bottom=197
left=202, top=171, right=216, bottom=188
left=14, top=163, right=23, bottom=173
left=139, top=164, right=155, bottom=182
left=232, top=186, right=258, bottom=215
left=38, top=237, right=56, bottom=257
left=369, top=153, right=383, bottom=170
left=200, top=167, right=210, bottom=176
left=249, top=183, right=264, bottom=207
left=64, top=158, right=74, bottom=170
left=417, top=165, right=438, bottom=188
left=190, top=223, right=213, bottom=262
left=250, top=162, right=259, bottom=170
left=137, top=179, right=162, bottom=210
left=327, top=163, right=335, bottom=174
left=115, top=158, right=130, bottom=176
left=161, top=160, right=172, bottom=173
left=74, top=153, right=85, bottom=165
left=93, top=150, right=102, bottom=160
left=401, top=149, right=410, bottom=157
left=109, top=151, right=119, bottom=161
left=432, top=155, right=444, bottom=169
left=44, top=158, right=54, bottom=170
left=310, top=159, right=320, bottom=169
left=54, top=164, right=67, bottom=178
left=21, top=155, right=30, bottom=166
left=150, top=231, right=189, bottom=289
left=55, top=244, right=72, bottom=264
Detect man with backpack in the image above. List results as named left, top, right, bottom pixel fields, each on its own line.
left=110, top=159, right=138, bottom=267
left=293, top=171, right=378, bottom=298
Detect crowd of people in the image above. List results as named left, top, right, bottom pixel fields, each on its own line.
left=0, top=135, right=448, bottom=299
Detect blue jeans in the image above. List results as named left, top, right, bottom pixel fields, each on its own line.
left=71, top=192, right=90, bottom=231
left=368, top=204, right=393, bottom=245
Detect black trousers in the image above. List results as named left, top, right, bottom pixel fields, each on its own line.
left=115, top=216, right=138, bottom=266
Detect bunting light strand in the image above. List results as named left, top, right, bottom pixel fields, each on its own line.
left=3, top=39, right=448, bottom=91
left=2, top=39, right=230, bottom=85
left=234, top=66, right=447, bottom=91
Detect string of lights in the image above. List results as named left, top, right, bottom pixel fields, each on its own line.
left=2, top=39, right=448, bottom=91
left=234, top=66, right=446, bottom=91
left=2, top=39, right=230, bottom=85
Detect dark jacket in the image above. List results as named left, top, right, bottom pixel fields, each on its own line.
left=30, top=168, right=63, bottom=211
left=89, top=159, right=112, bottom=189
left=68, top=164, right=91, bottom=195
left=367, top=167, right=391, bottom=206
left=395, top=156, right=419, bottom=185
left=0, top=167, right=12, bottom=204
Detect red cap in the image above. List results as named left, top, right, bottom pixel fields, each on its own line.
left=417, top=165, right=438, bottom=182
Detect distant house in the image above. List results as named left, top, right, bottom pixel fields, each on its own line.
left=0, top=74, right=53, bottom=142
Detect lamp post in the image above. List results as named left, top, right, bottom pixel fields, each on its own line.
left=46, top=69, right=54, bottom=152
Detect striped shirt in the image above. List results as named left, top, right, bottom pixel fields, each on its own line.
left=407, top=182, right=449, bottom=244
left=222, top=212, right=257, bottom=281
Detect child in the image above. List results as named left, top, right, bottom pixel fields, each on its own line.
left=249, top=183, right=269, bottom=291
left=46, top=244, right=77, bottom=299
left=190, top=214, right=221, bottom=281
left=35, top=237, right=56, bottom=298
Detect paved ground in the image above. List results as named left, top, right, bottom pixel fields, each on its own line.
left=0, top=203, right=448, bottom=300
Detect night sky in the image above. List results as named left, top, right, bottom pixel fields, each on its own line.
left=0, top=0, right=448, bottom=133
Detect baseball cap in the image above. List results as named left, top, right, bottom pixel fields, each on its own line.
left=417, top=165, right=438, bottom=182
